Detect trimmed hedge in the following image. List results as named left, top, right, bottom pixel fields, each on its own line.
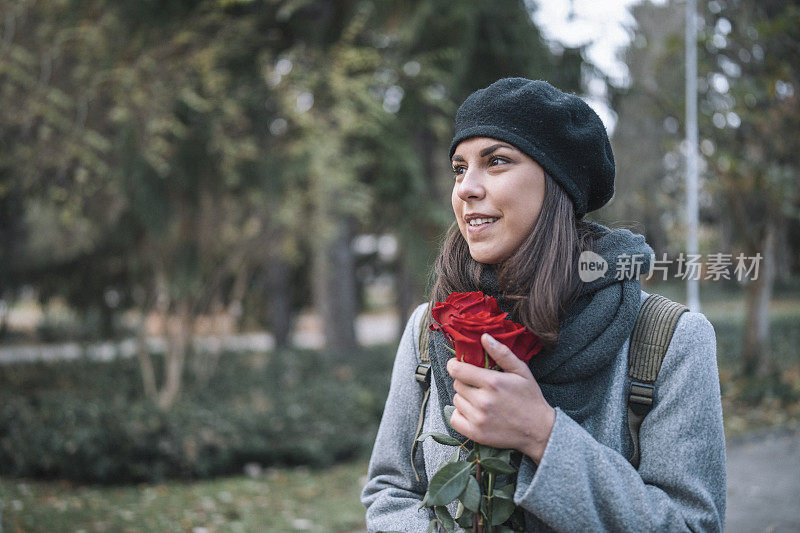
left=0, top=345, right=395, bottom=483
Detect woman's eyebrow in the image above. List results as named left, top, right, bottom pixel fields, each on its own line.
left=479, top=143, right=514, bottom=157
left=451, top=143, right=515, bottom=163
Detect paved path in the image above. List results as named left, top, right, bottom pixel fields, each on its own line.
left=725, top=426, right=800, bottom=532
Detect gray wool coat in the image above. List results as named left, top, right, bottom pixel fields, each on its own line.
left=361, top=294, right=726, bottom=532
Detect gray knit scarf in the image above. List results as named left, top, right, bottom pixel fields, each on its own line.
left=429, top=223, right=654, bottom=440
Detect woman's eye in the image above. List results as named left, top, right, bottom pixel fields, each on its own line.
left=452, top=166, right=465, bottom=176
left=488, top=155, right=508, bottom=166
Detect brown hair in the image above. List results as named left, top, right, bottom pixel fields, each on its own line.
left=427, top=173, right=601, bottom=347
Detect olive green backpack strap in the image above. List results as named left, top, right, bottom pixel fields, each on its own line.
left=627, top=294, right=689, bottom=468
left=411, top=304, right=433, bottom=482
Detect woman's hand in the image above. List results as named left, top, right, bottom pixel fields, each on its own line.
left=446, top=333, right=556, bottom=463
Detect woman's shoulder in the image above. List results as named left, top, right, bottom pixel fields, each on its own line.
left=411, top=301, right=430, bottom=319
left=639, top=289, right=716, bottom=344
left=638, top=290, right=718, bottom=385
left=405, top=302, right=430, bottom=335
left=396, top=302, right=431, bottom=356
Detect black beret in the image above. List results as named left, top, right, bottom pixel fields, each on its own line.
left=449, top=78, right=615, bottom=217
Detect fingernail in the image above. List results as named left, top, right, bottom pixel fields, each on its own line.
left=484, top=334, right=498, bottom=346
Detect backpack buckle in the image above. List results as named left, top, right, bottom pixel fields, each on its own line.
left=414, top=363, right=431, bottom=388
left=629, top=381, right=655, bottom=416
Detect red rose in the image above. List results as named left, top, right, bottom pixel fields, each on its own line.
left=430, top=291, right=543, bottom=367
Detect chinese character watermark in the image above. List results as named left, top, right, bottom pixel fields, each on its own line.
left=578, top=252, right=763, bottom=282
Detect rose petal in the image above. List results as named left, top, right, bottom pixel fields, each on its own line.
left=429, top=291, right=542, bottom=367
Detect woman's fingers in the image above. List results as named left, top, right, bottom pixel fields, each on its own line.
left=480, top=334, right=530, bottom=376
left=449, top=404, right=476, bottom=440
left=452, top=376, right=478, bottom=396
left=452, top=391, right=478, bottom=421
left=446, top=338, right=554, bottom=456
left=447, top=358, right=493, bottom=387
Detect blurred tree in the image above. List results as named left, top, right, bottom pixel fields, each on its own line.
left=377, top=0, right=584, bottom=328
left=266, top=0, right=584, bottom=344
left=617, top=0, right=800, bottom=376
left=103, top=2, right=303, bottom=404
left=699, top=0, right=800, bottom=375
left=0, top=0, right=292, bottom=405
left=0, top=0, right=585, bottom=403
left=608, top=1, right=685, bottom=257
left=0, top=0, right=132, bottom=338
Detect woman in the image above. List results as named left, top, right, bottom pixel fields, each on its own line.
left=361, top=78, right=726, bottom=531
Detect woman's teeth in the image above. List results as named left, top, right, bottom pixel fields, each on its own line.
left=468, top=217, right=498, bottom=227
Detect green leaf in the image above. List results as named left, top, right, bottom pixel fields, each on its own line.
left=417, top=431, right=461, bottom=446
left=449, top=447, right=461, bottom=463
left=455, top=508, right=474, bottom=529
left=481, top=446, right=510, bottom=460
left=466, top=447, right=478, bottom=463
left=509, top=506, right=527, bottom=531
left=459, top=475, right=481, bottom=512
left=435, top=506, right=455, bottom=531
left=495, top=449, right=513, bottom=463
left=490, top=497, right=517, bottom=526
left=443, top=405, right=456, bottom=429
left=428, top=461, right=472, bottom=506
left=494, top=484, right=515, bottom=500
left=455, top=501, right=465, bottom=519
left=493, top=473, right=514, bottom=488
left=480, top=457, right=516, bottom=475
left=418, top=490, right=430, bottom=509
left=427, top=520, right=438, bottom=533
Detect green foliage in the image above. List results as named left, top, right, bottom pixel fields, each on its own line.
left=698, top=0, right=800, bottom=245
left=0, top=0, right=586, bottom=402
left=427, top=461, right=472, bottom=506
left=460, top=475, right=481, bottom=513
left=415, top=435, right=524, bottom=532
left=0, top=344, right=394, bottom=483
left=1, top=0, right=580, bottom=315
left=416, top=431, right=462, bottom=447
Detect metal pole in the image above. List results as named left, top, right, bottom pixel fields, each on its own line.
left=685, top=0, right=701, bottom=312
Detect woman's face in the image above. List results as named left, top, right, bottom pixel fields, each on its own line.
left=451, top=137, right=546, bottom=264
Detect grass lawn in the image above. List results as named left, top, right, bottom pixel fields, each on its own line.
left=1, top=460, right=370, bottom=532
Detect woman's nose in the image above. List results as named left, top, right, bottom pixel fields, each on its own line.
left=456, top=168, right=485, bottom=201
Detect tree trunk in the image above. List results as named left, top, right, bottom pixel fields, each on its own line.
left=396, top=123, right=439, bottom=334
left=397, top=238, right=426, bottom=338
left=136, top=280, right=166, bottom=404
left=742, top=220, right=776, bottom=376
left=0, top=293, right=9, bottom=341
left=313, top=216, right=358, bottom=354
left=136, top=316, right=158, bottom=401
left=396, top=244, right=414, bottom=339
left=266, top=255, right=293, bottom=348
left=158, top=302, right=192, bottom=409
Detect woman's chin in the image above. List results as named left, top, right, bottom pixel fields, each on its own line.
left=468, top=245, right=508, bottom=265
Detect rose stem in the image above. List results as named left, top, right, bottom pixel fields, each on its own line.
left=474, top=461, right=483, bottom=533
left=486, top=471, right=495, bottom=530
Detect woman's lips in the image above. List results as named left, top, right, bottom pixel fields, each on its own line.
left=466, top=217, right=499, bottom=235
